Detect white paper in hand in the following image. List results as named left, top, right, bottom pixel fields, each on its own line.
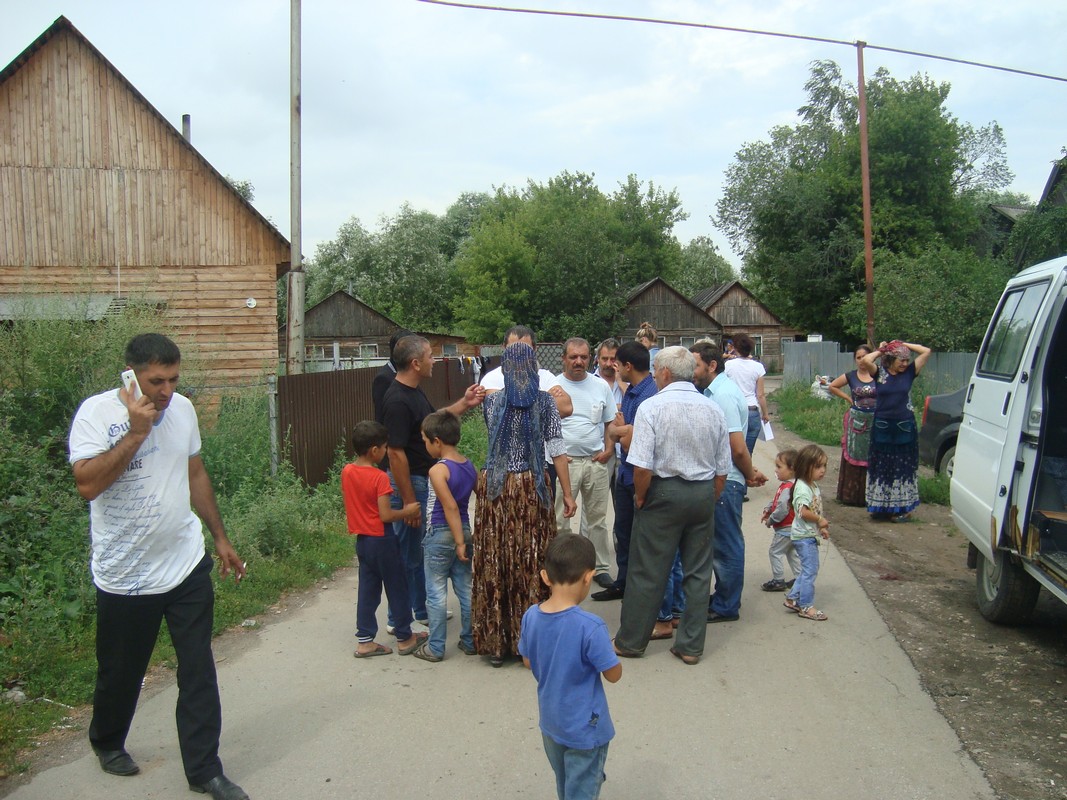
left=758, top=421, right=774, bottom=441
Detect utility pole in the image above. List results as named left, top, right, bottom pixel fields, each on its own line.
left=856, top=41, right=876, bottom=347
left=285, top=0, right=305, bottom=374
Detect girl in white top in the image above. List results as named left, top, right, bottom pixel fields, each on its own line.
left=783, top=445, right=831, bottom=621
left=723, top=333, right=768, bottom=454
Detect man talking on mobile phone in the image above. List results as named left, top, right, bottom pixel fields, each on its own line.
left=68, top=333, right=250, bottom=800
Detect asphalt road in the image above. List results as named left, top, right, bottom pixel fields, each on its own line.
left=7, top=438, right=996, bottom=800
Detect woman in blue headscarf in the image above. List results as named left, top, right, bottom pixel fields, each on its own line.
left=472, top=342, right=576, bottom=666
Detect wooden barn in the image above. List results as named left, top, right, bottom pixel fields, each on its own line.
left=0, top=17, right=291, bottom=385
left=278, top=290, right=474, bottom=369
left=621, top=277, right=722, bottom=348
left=691, top=281, right=787, bottom=371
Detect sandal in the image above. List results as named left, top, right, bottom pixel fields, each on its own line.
left=762, top=579, right=788, bottom=592
left=797, top=606, right=828, bottom=621
left=783, top=597, right=800, bottom=613
left=670, top=647, right=699, bottom=666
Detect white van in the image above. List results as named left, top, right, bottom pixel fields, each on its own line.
left=951, top=254, right=1067, bottom=623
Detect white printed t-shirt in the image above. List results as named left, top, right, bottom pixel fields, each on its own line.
left=69, top=390, right=205, bottom=595
left=550, top=373, right=616, bottom=456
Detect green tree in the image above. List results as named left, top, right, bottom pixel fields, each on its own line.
left=453, top=171, right=687, bottom=342
left=674, top=236, right=738, bottom=296
left=306, top=205, right=459, bottom=331
left=837, top=242, right=1011, bottom=350
left=716, top=60, right=1012, bottom=339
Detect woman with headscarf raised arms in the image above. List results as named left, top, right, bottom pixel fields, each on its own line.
left=471, top=342, right=577, bottom=667
left=859, top=340, right=932, bottom=522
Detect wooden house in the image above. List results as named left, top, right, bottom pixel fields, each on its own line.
left=278, top=290, right=474, bottom=368
left=621, top=277, right=722, bottom=348
left=691, top=281, right=787, bottom=371
left=0, top=17, right=291, bottom=385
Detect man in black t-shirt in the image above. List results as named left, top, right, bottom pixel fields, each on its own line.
left=381, top=335, right=484, bottom=625
left=372, top=328, right=413, bottom=423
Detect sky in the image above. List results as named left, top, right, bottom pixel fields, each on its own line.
left=2, top=0, right=1065, bottom=267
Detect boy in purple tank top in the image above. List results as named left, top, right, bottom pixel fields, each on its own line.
left=412, top=411, right=478, bottom=662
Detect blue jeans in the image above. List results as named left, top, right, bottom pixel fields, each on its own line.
left=709, top=480, right=745, bottom=617
left=388, top=472, right=428, bottom=624
left=355, top=534, right=413, bottom=643
left=542, top=733, right=609, bottom=800
left=658, top=552, right=684, bottom=622
left=612, top=481, right=636, bottom=590
left=423, top=523, right=473, bottom=657
left=745, top=407, right=761, bottom=455
left=787, top=537, right=821, bottom=608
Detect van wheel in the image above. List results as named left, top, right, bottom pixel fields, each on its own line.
left=975, top=549, right=1040, bottom=624
left=938, top=445, right=956, bottom=478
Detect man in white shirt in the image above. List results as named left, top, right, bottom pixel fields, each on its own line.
left=69, top=334, right=250, bottom=800
left=480, top=325, right=571, bottom=417
left=552, top=337, right=618, bottom=587
left=613, top=346, right=731, bottom=664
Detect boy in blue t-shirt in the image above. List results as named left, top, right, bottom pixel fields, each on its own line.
left=411, top=411, right=478, bottom=662
left=519, top=534, right=622, bottom=800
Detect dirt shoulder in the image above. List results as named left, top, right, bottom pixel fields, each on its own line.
left=769, top=420, right=1067, bottom=800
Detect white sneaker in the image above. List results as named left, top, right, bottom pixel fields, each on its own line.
left=446, top=609, right=454, bottom=620
left=386, top=625, right=395, bottom=635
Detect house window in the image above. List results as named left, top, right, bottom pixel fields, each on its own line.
left=752, top=335, right=763, bottom=360
left=443, top=344, right=458, bottom=356
left=680, top=336, right=696, bottom=348
left=359, top=343, right=379, bottom=359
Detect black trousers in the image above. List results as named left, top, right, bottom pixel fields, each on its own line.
left=89, top=553, right=224, bottom=785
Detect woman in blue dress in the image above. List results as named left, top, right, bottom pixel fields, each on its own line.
left=859, top=340, right=932, bottom=522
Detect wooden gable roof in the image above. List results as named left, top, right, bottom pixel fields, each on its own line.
left=0, top=16, right=291, bottom=275
left=624, top=276, right=722, bottom=333
left=691, top=280, right=783, bottom=328
left=301, top=291, right=400, bottom=339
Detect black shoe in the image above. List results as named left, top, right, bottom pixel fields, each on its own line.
left=593, top=573, right=614, bottom=589
left=489, top=655, right=505, bottom=668
left=706, top=611, right=740, bottom=623
left=592, top=586, right=625, bottom=601
left=189, top=774, right=250, bottom=800
left=93, top=747, right=140, bottom=776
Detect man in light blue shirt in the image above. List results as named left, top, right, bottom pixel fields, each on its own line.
left=692, top=342, right=768, bottom=623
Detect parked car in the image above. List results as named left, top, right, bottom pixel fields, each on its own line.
left=918, top=386, right=966, bottom=476
left=951, top=253, right=1067, bottom=624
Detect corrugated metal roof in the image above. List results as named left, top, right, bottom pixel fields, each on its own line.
left=0, top=293, right=121, bottom=320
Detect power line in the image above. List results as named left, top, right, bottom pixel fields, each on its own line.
left=416, top=0, right=1067, bottom=84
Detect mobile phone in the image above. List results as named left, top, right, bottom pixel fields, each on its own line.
left=121, top=369, right=142, bottom=401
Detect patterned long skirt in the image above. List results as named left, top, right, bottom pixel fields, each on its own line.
left=838, top=407, right=872, bottom=506
left=471, top=470, right=557, bottom=659
left=865, top=417, right=920, bottom=515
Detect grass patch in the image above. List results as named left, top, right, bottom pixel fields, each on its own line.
left=771, top=382, right=844, bottom=447
left=459, top=409, right=488, bottom=468
left=919, top=471, right=952, bottom=506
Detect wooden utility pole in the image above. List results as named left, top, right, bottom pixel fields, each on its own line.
left=857, top=41, right=875, bottom=347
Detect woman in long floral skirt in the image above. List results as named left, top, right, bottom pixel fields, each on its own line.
left=860, top=340, right=932, bottom=522
left=828, top=345, right=877, bottom=506
left=471, top=343, right=576, bottom=666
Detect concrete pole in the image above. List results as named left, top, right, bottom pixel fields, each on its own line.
left=857, top=42, right=876, bottom=348
left=285, top=0, right=305, bottom=374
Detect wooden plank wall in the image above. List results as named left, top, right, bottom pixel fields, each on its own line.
left=709, top=286, right=781, bottom=327
left=623, top=283, right=721, bottom=344
left=0, top=27, right=288, bottom=385
left=0, top=264, right=280, bottom=383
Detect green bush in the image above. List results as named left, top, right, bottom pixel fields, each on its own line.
left=0, top=315, right=352, bottom=774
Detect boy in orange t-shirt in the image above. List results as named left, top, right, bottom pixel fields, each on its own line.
left=341, top=420, right=425, bottom=658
